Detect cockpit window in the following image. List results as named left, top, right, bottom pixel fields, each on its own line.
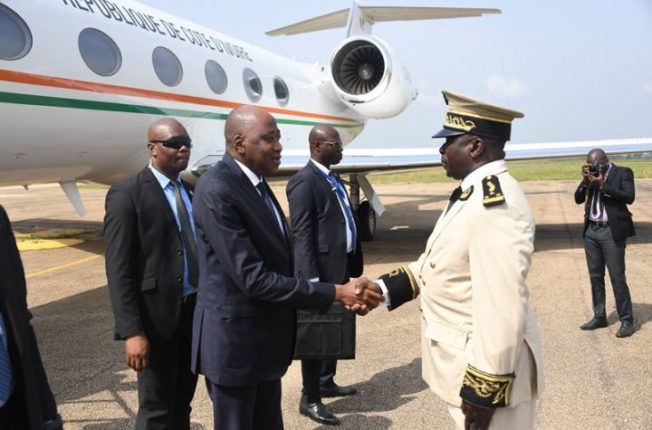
left=273, top=76, right=289, bottom=106
left=78, top=28, right=122, bottom=76
left=0, top=4, right=33, bottom=61
left=152, top=46, right=183, bottom=87
left=243, top=68, right=262, bottom=102
left=205, top=60, right=228, bottom=95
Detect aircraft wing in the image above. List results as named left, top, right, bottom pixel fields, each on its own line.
left=276, top=137, right=652, bottom=175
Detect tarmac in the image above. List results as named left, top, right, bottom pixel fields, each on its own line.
left=1, top=179, right=651, bottom=430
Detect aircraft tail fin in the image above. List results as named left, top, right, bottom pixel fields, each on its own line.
left=266, top=1, right=500, bottom=37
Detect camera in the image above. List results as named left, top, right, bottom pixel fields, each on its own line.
left=588, top=163, right=602, bottom=177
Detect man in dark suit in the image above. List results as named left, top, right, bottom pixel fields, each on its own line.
left=191, top=105, right=382, bottom=430
left=574, top=148, right=636, bottom=338
left=104, top=118, right=199, bottom=428
left=0, top=205, right=62, bottom=430
left=286, top=125, right=363, bottom=425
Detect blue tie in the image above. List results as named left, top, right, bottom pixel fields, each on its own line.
left=0, top=329, right=12, bottom=404
left=256, top=181, right=283, bottom=234
left=328, top=172, right=357, bottom=252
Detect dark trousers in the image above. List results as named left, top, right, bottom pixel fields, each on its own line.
left=0, top=385, right=29, bottom=430
left=209, top=378, right=283, bottom=430
left=301, top=359, right=337, bottom=402
left=136, top=301, right=198, bottom=430
left=584, top=225, right=633, bottom=323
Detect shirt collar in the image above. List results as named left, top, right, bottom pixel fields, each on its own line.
left=148, top=163, right=180, bottom=189
left=233, top=158, right=263, bottom=187
left=310, top=158, right=331, bottom=175
left=460, top=159, right=508, bottom=190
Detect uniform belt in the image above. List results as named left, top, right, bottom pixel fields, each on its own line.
left=182, top=293, right=197, bottom=305
left=589, top=220, right=609, bottom=228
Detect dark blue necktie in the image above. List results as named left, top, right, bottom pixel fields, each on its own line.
left=0, top=329, right=12, bottom=404
left=171, top=181, right=199, bottom=286
left=328, top=172, right=357, bottom=252
left=256, top=181, right=283, bottom=234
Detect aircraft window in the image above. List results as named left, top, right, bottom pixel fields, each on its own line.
left=0, top=4, right=32, bottom=61
left=205, top=60, right=228, bottom=95
left=273, top=76, right=289, bottom=106
left=242, top=68, right=262, bottom=102
left=78, top=28, right=122, bottom=77
left=152, top=46, right=183, bottom=87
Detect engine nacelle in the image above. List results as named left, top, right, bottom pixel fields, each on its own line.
left=329, top=35, right=417, bottom=119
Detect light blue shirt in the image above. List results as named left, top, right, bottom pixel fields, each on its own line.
left=148, top=165, right=197, bottom=297
left=310, top=159, right=355, bottom=253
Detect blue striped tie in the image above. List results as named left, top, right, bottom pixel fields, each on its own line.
left=328, top=172, right=357, bottom=252
left=0, top=330, right=12, bottom=404
left=256, top=182, right=283, bottom=234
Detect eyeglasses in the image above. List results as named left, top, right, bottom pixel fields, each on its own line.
left=150, top=136, right=192, bottom=150
left=322, top=140, right=342, bottom=149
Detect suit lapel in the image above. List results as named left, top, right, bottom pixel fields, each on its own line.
left=142, top=168, right=178, bottom=232
left=223, top=154, right=290, bottom=247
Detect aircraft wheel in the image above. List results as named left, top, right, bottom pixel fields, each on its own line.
left=357, top=201, right=376, bottom=241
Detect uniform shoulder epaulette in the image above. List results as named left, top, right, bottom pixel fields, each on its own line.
left=481, top=175, right=505, bottom=207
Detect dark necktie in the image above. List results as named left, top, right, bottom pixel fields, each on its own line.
left=0, top=329, right=11, bottom=403
left=256, top=181, right=283, bottom=234
left=172, top=181, right=199, bottom=286
left=328, top=172, right=357, bottom=252
left=445, top=186, right=462, bottom=214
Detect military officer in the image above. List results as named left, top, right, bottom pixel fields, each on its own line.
left=376, top=90, right=544, bottom=430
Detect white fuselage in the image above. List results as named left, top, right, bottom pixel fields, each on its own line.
left=0, top=0, right=366, bottom=186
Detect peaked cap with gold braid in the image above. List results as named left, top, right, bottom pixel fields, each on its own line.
left=432, top=90, right=524, bottom=141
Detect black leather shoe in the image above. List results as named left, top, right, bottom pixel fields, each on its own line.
left=616, top=321, right=634, bottom=338
left=580, top=317, right=608, bottom=330
left=299, top=399, right=340, bottom=425
left=319, top=382, right=358, bottom=398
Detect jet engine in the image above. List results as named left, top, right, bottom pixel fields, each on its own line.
left=329, top=35, right=417, bottom=119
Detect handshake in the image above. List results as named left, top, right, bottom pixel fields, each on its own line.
left=335, top=277, right=384, bottom=315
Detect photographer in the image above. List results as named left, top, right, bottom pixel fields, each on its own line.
left=574, top=148, right=636, bottom=338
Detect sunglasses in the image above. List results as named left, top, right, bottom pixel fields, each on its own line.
left=322, top=139, right=343, bottom=149
left=150, top=136, right=192, bottom=150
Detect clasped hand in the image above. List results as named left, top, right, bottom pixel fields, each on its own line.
left=335, top=277, right=384, bottom=315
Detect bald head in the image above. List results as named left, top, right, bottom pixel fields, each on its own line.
left=146, top=118, right=190, bottom=180
left=308, top=125, right=342, bottom=168
left=225, top=105, right=268, bottom=150
left=147, top=118, right=187, bottom=143
left=224, top=105, right=282, bottom=176
left=587, top=148, right=609, bottom=164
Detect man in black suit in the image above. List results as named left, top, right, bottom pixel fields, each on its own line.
left=191, top=105, right=382, bottom=430
left=104, top=118, right=199, bottom=428
left=0, top=205, right=62, bottom=430
left=574, top=148, right=636, bottom=338
left=286, top=125, right=363, bottom=425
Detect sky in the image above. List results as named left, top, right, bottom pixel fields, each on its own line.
left=138, top=0, right=652, bottom=148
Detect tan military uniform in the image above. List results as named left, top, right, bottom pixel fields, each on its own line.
left=382, top=160, right=544, bottom=427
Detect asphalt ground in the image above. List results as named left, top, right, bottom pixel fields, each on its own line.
left=1, top=179, right=651, bottom=430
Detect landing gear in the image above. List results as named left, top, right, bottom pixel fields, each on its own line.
left=346, top=173, right=376, bottom=241
left=356, top=200, right=376, bottom=241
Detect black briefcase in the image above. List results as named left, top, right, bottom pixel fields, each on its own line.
left=293, top=302, right=356, bottom=360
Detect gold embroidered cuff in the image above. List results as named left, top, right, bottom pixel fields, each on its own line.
left=379, top=266, right=419, bottom=311
left=460, top=364, right=515, bottom=408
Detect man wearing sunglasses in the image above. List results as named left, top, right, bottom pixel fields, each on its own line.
left=104, top=118, right=199, bottom=429
left=286, top=125, right=363, bottom=426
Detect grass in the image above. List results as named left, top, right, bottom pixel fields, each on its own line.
left=369, top=157, right=652, bottom=184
